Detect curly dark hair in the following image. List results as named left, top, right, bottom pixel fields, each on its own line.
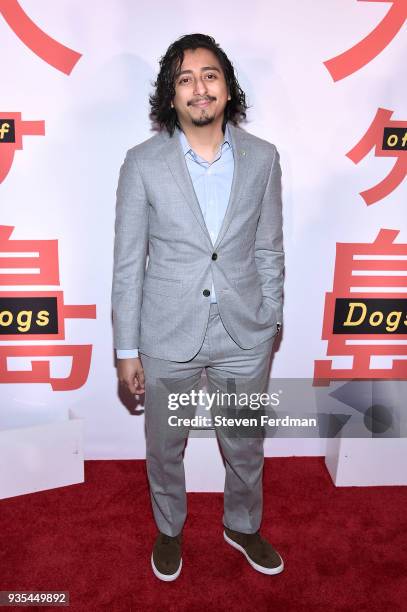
left=149, top=33, right=249, bottom=135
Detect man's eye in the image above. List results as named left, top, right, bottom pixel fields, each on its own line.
left=205, top=73, right=216, bottom=79
left=180, top=77, right=190, bottom=84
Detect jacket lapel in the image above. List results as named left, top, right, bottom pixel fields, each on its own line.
left=160, top=121, right=250, bottom=251
left=161, top=129, right=213, bottom=248
left=213, top=123, right=249, bottom=250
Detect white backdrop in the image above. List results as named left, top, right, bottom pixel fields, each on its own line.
left=1, top=0, right=406, bottom=461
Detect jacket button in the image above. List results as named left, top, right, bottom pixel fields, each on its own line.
left=203, top=289, right=210, bottom=297
left=211, top=253, right=217, bottom=260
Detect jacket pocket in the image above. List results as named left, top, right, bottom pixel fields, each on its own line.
left=143, top=274, right=182, bottom=297
left=233, top=272, right=262, bottom=294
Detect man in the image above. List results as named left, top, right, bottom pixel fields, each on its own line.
left=111, top=33, right=284, bottom=581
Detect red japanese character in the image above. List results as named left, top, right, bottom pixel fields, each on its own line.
left=0, top=345, right=93, bottom=390
left=346, top=108, right=407, bottom=205
left=324, top=0, right=406, bottom=81
left=0, top=226, right=96, bottom=390
left=0, top=113, right=45, bottom=183
left=314, top=229, right=407, bottom=385
left=0, top=0, right=82, bottom=75
left=0, top=225, right=59, bottom=285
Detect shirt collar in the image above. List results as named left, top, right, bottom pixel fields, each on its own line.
left=177, top=122, right=232, bottom=158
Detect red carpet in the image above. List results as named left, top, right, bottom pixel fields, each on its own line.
left=1, top=457, right=406, bottom=612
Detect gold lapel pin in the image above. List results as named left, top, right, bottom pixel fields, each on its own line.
left=240, top=150, right=246, bottom=156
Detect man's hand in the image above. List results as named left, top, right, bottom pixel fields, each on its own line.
left=117, top=357, right=145, bottom=395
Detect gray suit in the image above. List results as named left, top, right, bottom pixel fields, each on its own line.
left=111, top=121, right=284, bottom=362
left=111, top=121, right=284, bottom=536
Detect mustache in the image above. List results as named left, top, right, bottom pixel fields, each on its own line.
left=188, top=96, right=216, bottom=105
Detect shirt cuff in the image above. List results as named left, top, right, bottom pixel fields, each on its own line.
left=116, top=348, right=139, bottom=359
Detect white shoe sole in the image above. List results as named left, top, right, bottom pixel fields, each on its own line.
left=151, top=553, right=182, bottom=582
left=223, top=531, right=284, bottom=575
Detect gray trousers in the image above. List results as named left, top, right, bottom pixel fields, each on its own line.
left=139, top=302, right=275, bottom=537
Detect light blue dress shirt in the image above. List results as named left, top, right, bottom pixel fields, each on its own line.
left=116, top=124, right=234, bottom=359
left=178, top=122, right=234, bottom=304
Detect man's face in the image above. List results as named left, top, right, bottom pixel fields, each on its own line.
left=172, top=47, right=230, bottom=128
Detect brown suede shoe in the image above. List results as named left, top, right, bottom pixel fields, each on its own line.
left=151, top=532, right=183, bottom=581
left=224, top=526, right=284, bottom=575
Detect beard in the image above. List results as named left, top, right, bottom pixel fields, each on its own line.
left=191, top=112, right=215, bottom=127
left=190, top=104, right=216, bottom=127
left=192, top=117, right=215, bottom=127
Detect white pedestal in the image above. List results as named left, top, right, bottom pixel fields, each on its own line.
left=0, top=408, right=84, bottom=500
left=325, top=437, right=407, bottom=486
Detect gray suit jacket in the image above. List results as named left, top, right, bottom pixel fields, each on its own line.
left=111, top=121, right=284, bottom=361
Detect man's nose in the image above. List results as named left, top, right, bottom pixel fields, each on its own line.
left=193, top=77, right=208, bottom=97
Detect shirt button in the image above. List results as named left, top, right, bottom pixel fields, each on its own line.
left=203, top=289, right=211, bottom=297
left=212, top=253, right=217, bottom=260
